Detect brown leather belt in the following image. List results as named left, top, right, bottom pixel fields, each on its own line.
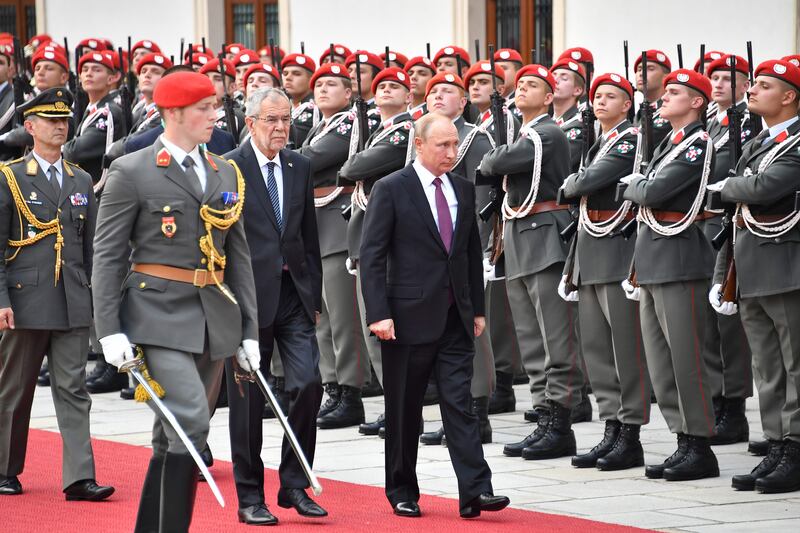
left=131, top=263, right=224, bottom=288
left=651, top=210, right=716, bottom=223
left=508, top=200, right=570, bottom=215
left=586, top=209, right=635, bottom=223
left=735, top=214, right=791, bottom=229
left=314, top=185, right=354, bottom=199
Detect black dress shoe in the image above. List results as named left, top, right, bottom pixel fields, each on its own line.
left=755, top=439, right=800, bottom=494
left=393, top=501, right=421, bottom=517
left=420, top=426, right=445, bottom=445
left=359, top=413, right=385, bottom=435
left=200, top=444, right=213, bottom=467
left=120, top=387, right=135, bottom=400
left=37, top=367, right=50, bottom=387
left=378, top=426, right=386, bottom=439
left=645, top=433, right=689, bottom=479
left=86, top=365, right=128, bottom=394
left=663, top=436, right=719, bottom=481
left=0, top=475, right=22, bottom=495
left=277, top=487, right=328, bottom=517
left=572, top=420, right=620, bottom=468
left=64, top=479, right=115, bottom=501
left=238, top=503, right=279, bottom=525
left=748, top=439, right=769, bottom=456
left=459, top=493, right=510, bottom=518
left=732, top=440, right=784, bottom=491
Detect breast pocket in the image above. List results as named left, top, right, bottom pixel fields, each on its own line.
left=518, top=218, right=553, bottom=234
left=146, top=199, right=186, bottom=244
left=69, top=206, right=88, bottom=243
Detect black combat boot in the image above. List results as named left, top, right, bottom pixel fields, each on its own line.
left=521, top=400, right=576, bottom=460
left=133, top=455, right=164, bottom=533
left=159, top=453, right=198, bottom=533
left=663, top=435, right=719, bottom=481
left=755, top=439, right=800, bottom=494
left=596, top=423, right=644, bottom=471
left=473, top=396, right=492, bottom=444
left=748, top=439, right=769, bottom=456
left=645, top=433, right=689, bottom=479
left=85, top=356, right=107, bottom=386
left=732, top=440, right=784, bottom=490
left=488, top=371, right=516, bottom=414
left=316, top=383, right=342, bottom=419
left=571, top=420, right=621, bottom=468
left=504, top=408, right=550, bottom=457
left=316, top=385, right=365, bottom=429
left=570, top=389, right=593, bottom=424
left=710, top=397, right=749, bottom=445
left=86, top=362, right=127, bottom=394
left=524, top=409, right=541, bottom=423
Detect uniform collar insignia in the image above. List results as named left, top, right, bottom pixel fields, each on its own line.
left=204, top=150, right=218, bottom=171
left=26, top=158, right=37, bottom=175
left=156, top=147, right=171, bottom=167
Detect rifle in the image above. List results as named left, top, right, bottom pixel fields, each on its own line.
left=126, top=37, right=136, bottom=96
left=677, top=44, right=684, bottom=69
left=341, top=52, right=370, bottom=221
left=300, top=41, right=305, bottom=55
left=10, top=37, right=27, bottom=127
left=746, top=41, right=763, bottom=137
left=217, top=49, right=239, bottom=148
left=187, top=42, right=194, bottom=69
left=426, top=43, right=431, bottom=60
left=270, top=39, right=283, bottom=87
left=116, top=46, right=132, bottom=136
left=623, top=40, right=635, bottom=122
left=384, top=46, right=390, bottom=68
left=474, top=39, right=481, bottom=62
left=698, top=43, right=706, bottom=74
left=73, top=45, right=89, bottom=129
left=179, top=38, right=185, bottom=65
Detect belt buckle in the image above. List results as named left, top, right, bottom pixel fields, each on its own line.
left=193, top=269, right=208, bottom=288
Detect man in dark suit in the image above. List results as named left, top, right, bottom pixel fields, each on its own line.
left=224, top=87, right=325, bottom=525
left=359, top=112, right=509, bottom=519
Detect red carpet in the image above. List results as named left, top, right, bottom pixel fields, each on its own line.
left=2, top=429, right=652, bottom=532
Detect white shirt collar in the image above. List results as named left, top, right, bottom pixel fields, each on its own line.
left=31, top=151, right=62, bottom=179
left=768, top=116, right=799, bottom=140
left=250, top=138, right=282, bottom=169
left=159, top=134, right=203, bottom=169
left=521, top=113, right=549, bottom=129
left=412, top=158, right=445, bottom=188
left=602, top=120, right=627, bottom=140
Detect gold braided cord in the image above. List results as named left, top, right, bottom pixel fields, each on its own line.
left=197, top=158, right=245, bottom=303
left=1, top=165, right=63, bottom=285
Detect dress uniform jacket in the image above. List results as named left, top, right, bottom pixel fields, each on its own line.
left=556, top=104, right=584, bottom=174
left=62, top=92, right=124, bottom=181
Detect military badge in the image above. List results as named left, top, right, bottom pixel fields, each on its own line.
left=653, top=116, right=669, bottom=128
left=368, top=117, right=379, bottom=129
left=96, top=118, right=107, bottom=131
left=298, top=111, right=311, bottom=123
left=616, top=141, right=634, bottom=154
left=388, top=131, right=407, bottom=145
left=742, top=129, right=751, bottom=141
left=205, top=152, right=218, bottom=170
left=222, top=191, right=239, bottom=205
left=336, top=122, right=352, bottom=135
left=161, top=216, right=176, bottom=238
left=26, top=224, right=37, bottom=239
left=685, top=146, right=703, bottom=162
left=565, top=128, right=581, bottom=140
left=29, top=191, right=37, bottom=201
left=156, top=148, right=171, bottom=167
left=26, top=158, right=37, bottom=175
left=70, top=193, right=89, bottom=206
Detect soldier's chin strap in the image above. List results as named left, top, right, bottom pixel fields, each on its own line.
left=197, top=157, right=246, bottom=304
left=1, top=165, right=64, bottom=285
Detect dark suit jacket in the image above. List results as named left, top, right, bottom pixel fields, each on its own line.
left=359, top=163, right=485, bottom=345
left=225, top=143, right=322, bottom=327
left=125, top=124, right=236, bottom=156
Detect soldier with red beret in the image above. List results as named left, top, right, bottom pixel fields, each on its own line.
left=282, top=53, right=319, bottom=147
left=200, top=58, right=246, bottom=141
left=494, top=48, right=524, bottom=118
left=635, top=49, right=673, bottom=147
left=405, top=56, right=435, bottom=120
left=551, top=58, right=588, bottom=173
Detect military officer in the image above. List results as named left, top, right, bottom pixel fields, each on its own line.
left=282, top=53, right=319, bottom=147
left=0, top=88, right=114, bottom=500
left=91, top=71, right=259, bottom=531
left=494, top=48, right=524, bottom=119
left=622, top=68, right=718, bottom=482
left=405, top=56, right=435, bottom=119
left=634, top=50, right=673, bottom=148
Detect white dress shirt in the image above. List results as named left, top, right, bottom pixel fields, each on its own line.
left=413, top=159, right=457, bottom=233
left=159, top=134, right=207, bottom=191
left=31, top=150, right=63, bottom=188
left=251, top=139, right=284, bottom=217
left=765, top=115, right=799, bottom=143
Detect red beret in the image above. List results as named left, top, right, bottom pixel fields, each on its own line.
left=634, top=50, right=672, bottom=72
left=590, top=72, right=634, bottom=101
left=244, top=63, right=281, bottom=87
left=404, top=56, right=436, bottom=74
left=372, top=66, right=410, bottom=95
left=225, top=43, right=246, bottom=55
left=131, top=40, right=161, bottom=55
left=135, top=53, right=173, bottom=74
left=433, top=46, right=470, bottom=67
left=694, top=50, right=725, bottom=72
left=345, top=50, right=384, bottom=72
left=78, top=38, right=107, bottom=51
left=664, top=68, right=712, bottom=101
left=31, top=47, right=69, bottom=72
left=184, top=43, right=211, bottom=60
left=0, top=41, right=13, bottom=60
left=28, top=34, right=51, bottom=49
left=558, top=47, right=594, bottom=65
left=78, top=51, right=115, bottom=72
left=281, top=53, right=316, bottom=73
left=380, top=50, right=408, bottom=67
left=200, top=58, right=235, bottom=78
left=464, top=60, right=505, bottom=87
left=550, top=58, right=587, bottom=83
left=103, top=50, right=126, bottom=71
left=425, top=72, right=464, bottom=99
left=35, top=41, right=66, bottom=56
left=232, top=49, right=260, bottom=67
left=782, top=55, right=800, bottom=68
left=755, top=59, right=800, bottom=92
left=319, top=44, right=352, bottom=64
left=515, top=64, right=556, bottom=92
left=154, top=71, right=216, bottom=108
left=310, top=62, right=350, bottom=88
left=494, top=48, right=524, bottom=64
left=184, top=53, right=211, bottom=67
left=706, top=54, right=748, bottom=77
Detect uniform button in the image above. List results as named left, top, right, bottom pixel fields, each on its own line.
left=57, top=208, right=62, bottom=214
left=139, top=282, right=147, bottom=289
left=163, top=206, right=171, bottom=213
left=531, top=222, right=537, bottom=228
left=15, top=283, right=21, bottom=289
left=775, top=238, right=781, bottom=243
left=200, top=258, right=207, bottom=265
left=79, top=214, right=85, bottom=219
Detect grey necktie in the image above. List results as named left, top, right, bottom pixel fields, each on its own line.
left=48, top=165, right=60, bottom=199
left=182, top=155, right=203, bottom=194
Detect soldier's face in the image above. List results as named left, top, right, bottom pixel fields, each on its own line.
left=660, top=85, right=705, bottom=120
left=515, top=76, right=553, bottom=113
left=408, top=66, right=433, bottom=99
left=636, top=63, right=667, bottom=94
left=748, top=76, right=799, bottom=118
left=314, top=77, right=351, bottom=114
left=375, top=81, right=410, bottom=109
left=132, top=48, right=149, bottom=69
left=80, top=63, right=114, bottom=93
left=592, top=86, right=631, bottom=122
left=235, top=65, right=250, bottom=92
left=0, top=55, right=10, bottom=84
left=468, top=74, right=494, bottom=108
left=426, top=83, right=465, bottom=119
left=553, top=69, right=584, bottom=102
left=206, top=72, right=233, bottom=103
left=414, top=119, right=459, bottom=176
left=34, top=61, right=68, bottom=91
left=496, top=61, right=520, bottom=89
left=710, top=71, right=749, bottom=107
left=247, top=97, right=291, bottom=157
left=436, top=57, right=461, bottom=76
left=25, top=116, right=69, bottom=147
left=138, top=64, right=165, bottom=98
left=348, top=64, right=375, bottom=97
left=282, top=66, right=311, bottom=98
left=246, top=73, right=276, bottom=95
left=167, top=95, right=217, bottom=145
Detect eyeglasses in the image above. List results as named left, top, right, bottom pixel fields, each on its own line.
left=253, top=115, right=292, bottom=126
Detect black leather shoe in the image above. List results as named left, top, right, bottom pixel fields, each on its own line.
left=277, top=487, right=328, bottom=517
left=524, top=409, right=540, bottom=423
left=459, top=493, right=510, bottom=518
left=488, top=371, right=516, bottom=414
left=570, top=393, right=593, bottom=424
left=0, top=475, right=22, bottom=495
left=238, top=503, right=279, bottom=525
left=596, top=424, right=644, bottom=471
left=748, top=439, right=769, bottom=456
left=85, top=359, right=107, bottom=385
left=86, top=365, right=127, bottom=394
left=393, top=501, right=421, bottom=517
left=522, top=401, right=576, bottom=460
left=572, top=420, right=620, bottom=468
left=420, top=426, right=444, bottom=445
left=645, top=434, right=689, bottom=479
left=755, top=440, right=800, bottom=494
left=504, top=408, right=550, bottom=457
left=732, top=440, right=783, bottom=491
left=64, top=479, right=115, bottom=501
left=359, top=413, right=385, bottom=435
left=378, top=426, right=386, bottom=439
left=711, top=397, right=749, bottom=445
left=317, top=383, right=342, bottom=419
left=200, top=444, right=213, bottom=467
left=120, top=386, right=135, bottom=400
left=37, top=366, right=50, bottom=387
left=663, top=436, right=719, bottom=481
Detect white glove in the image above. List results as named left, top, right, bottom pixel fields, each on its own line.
left=482, top=257, right=504, bottom=284
left=706, top=179, right=728, bottom=193
left=557, top=275, right=579, bottom=302
left=345, top=257, right=357, bottom=276
left=709, top=283, right=738, bottom=315
left=621, top=278, right=641, bottom=301
left=99, top=333, right=135, bottom=369
left=619, top=172, right=644, bottom=185
left=235, top=339, right=261, bottom=373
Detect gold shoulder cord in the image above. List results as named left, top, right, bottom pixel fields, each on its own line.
left=1, top=165, right=63, bottom=285
left=198, top=158, right=246, bottom=304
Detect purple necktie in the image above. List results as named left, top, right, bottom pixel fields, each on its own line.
left=433, top=177, right=453, bottom=252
